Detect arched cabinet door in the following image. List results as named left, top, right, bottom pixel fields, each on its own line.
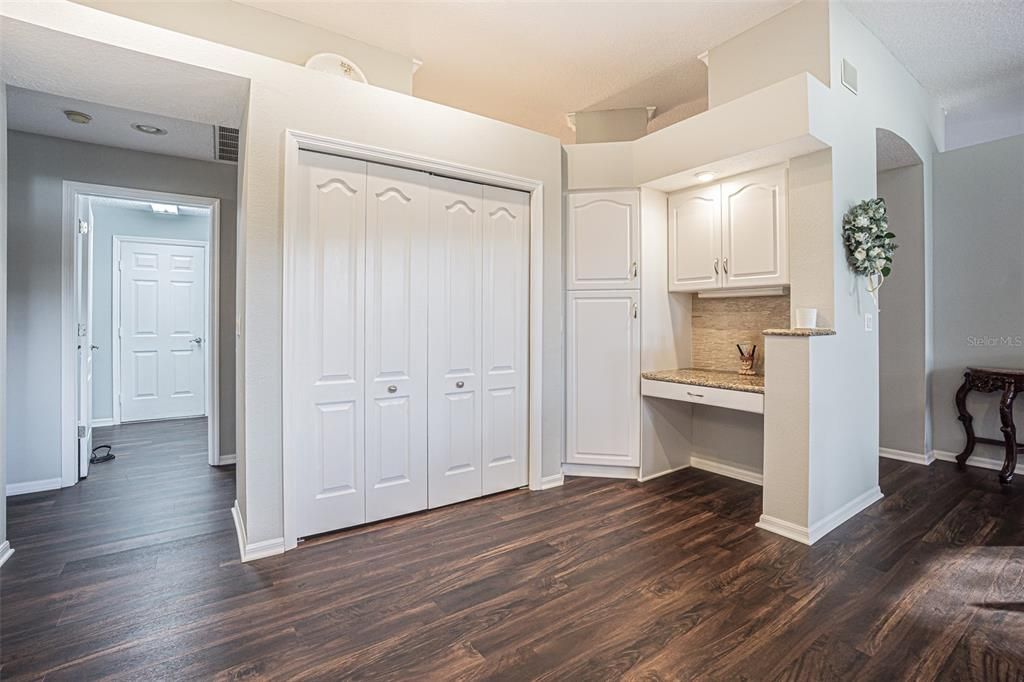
left=720, top=166, right=788, bottom=289
left=567, top=190, right=640, bottom=290
left=668, top=184, right=722, bottom=292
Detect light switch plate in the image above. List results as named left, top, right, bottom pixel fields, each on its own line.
left=864, top=313, right=873, bottom=332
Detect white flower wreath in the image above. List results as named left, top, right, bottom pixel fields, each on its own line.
left=842, top=197, right=897, bottom=304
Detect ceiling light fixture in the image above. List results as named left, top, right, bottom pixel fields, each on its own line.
left=132, top=123, right=167, bottom=136
left=64, top=110, right=93, bottom=125
left=695, top=171, right=717, bottom=183
left=150, top=203, right=179, bottom=215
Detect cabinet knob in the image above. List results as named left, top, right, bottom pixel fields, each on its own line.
left=387, top=385, right=398, bottom=393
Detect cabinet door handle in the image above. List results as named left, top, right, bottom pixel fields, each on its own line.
left=713, top=258, right=720, bottom=275
left=632, top=303, right=638, bottom=319
left=631, top=261, right=638, bottom=278
left=723, top=258, right=729, bottom=274
left=687, top=391, right=704, bottom=398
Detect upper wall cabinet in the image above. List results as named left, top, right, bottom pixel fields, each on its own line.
left=568, top=190, right=640, bottom=290
left=668, top=165, right=788, bottom=293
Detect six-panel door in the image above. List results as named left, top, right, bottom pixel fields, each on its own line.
left=119, top=240, right=207, bottom=423
left=567, top=190, right=640, bottom=290
left=565, top=290, right=641, bottom=467
left=721, top=166, right=788, bottom=288
left=668, top=184, right=722, bottom=292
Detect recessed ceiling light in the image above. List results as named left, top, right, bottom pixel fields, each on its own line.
left=64, top=110, right=92, bottom=125
left=150, top=203, right=179, bottom=215
left=132, top=123, right=167, bottom=136
left=695, top=171, right=717, bottom=183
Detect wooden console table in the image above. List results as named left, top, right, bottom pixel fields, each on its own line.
left=955, top=367, right=1024, bottom=484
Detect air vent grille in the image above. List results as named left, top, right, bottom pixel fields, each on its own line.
left=216, top=125, right=239, bottom=163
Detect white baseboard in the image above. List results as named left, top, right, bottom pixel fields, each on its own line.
left=0, top=541, right=14, bottom=569
left=561, top=463, right=639, bottom=479
left=91, top=417, right=115, bottom=428
left=689, top=456, right=763, bottom=486
left=638, top=463, right=690, bottom=483
left=216, top=452, right=237, bottom=466
left=933, top=449, right=1019, bottom=474
left=757, top=485, right=883, bottom=545
left=879, top=447, right=935, bottom=465
left=6, top=478, right=62, bottom=496
left=536, top=473, right=564, bottom=490
left=232, top=500, right=285, bottom=562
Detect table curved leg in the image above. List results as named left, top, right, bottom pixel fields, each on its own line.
left=955, top=374, right=975, bottom=468
left=998, top=383, right=1018, bottom=485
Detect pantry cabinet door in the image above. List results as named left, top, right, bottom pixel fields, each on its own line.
left=668, top=184, right=722, bottom=292
left=565, top=290, right=640, bottom=467
left=567, top=191, right=640, bottom=290
left=364, top=163, right=430, bottom=523
left=721, top=166, right=788, bottom=289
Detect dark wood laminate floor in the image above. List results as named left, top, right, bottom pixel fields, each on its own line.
left=3, top=426, right=1024, bottom=681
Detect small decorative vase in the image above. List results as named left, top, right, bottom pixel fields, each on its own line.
left=737, top=344, right=757, bottom=376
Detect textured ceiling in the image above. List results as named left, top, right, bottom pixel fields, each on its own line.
left=7, top=87, right=223, bottom=163
left=847, top=0, right=1024, bottom=114
left=876, top=128, right=922, bottom=171
left=237, top=0, right=794, bottom=142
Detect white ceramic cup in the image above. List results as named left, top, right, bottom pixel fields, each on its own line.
left=795, top=307, right=818, bottom=328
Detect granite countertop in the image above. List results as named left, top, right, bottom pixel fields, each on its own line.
left=762, top=328, right=837, bottom=337
left=641, top=368, right=765, bottom=394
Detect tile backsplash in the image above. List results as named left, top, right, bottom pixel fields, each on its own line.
left=691, top=294, right=790, bottom=374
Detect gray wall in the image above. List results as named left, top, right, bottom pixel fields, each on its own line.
left=90, top=204, right=210, bottom=422
left=6, top=131, right=237, bottom=487
left=932, top=134, right=1024, bottom=456
left=1, top=80, right=8, bottom=543
left=878, top=164, right=927, bottom=454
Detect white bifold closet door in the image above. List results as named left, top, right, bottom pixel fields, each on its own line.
left=427, top=178, right=529, bottom=507
left=290, top=149, right=528, bottom=540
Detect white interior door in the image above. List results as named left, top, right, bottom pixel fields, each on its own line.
left=566, top=290, right=640, bottom=467
left=118, top=239, right=207, bottom=422
left=481, top=186, right=530, bottom=494
left=428, top=176, right=484, bottom=508
left=76, top=197, right=95, bottom=478
left=567, top=190, right=639, bottom=290
left=290, top=150, right=367, bottom=537
left=364, top=163, right=430, bottom=522
left=721, top=165, right=788, bottom=288
left=668, top=184, right=722, bottom=292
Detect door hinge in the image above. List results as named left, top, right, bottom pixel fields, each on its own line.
left=78, top=425, right=87, bottom=438
left=77, top=219, right=89, bottom=235
left=77, top=323, right=87, bottom=337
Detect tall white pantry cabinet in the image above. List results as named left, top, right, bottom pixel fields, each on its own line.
left=287, top=149, right=530, bottom=540
left=565, top=190, right=642, bottom=472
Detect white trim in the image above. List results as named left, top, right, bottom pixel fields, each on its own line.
left=232, top=500, right=285, bottom=562
left=561, top=463, right=639, bottom=479
left=880, top=447, right=935, bottom=466
left=6, top=478, right=62, bottom=496
left=934, top=449, right=1019, bottom=474
left=217, top=453, right=237, bottom=466
left=91, top=417, right=115, bottom=428
left=638, top=463, right=690, bottom=483
left=758, top=485, right=883, bottom=545
left=689, top=456, right=764, bottom=486
left=62, top=181, right=225, bottom=481
left=538, top=473, right=565, bottom=489
left=282, top=130, right=546, bottom=551
left=0, top=541, right=13, bottom=569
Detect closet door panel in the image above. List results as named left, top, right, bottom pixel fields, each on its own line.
left=481, top=186, right=530, bottom=494
left=429, top=176, right=484, bottom=508
left=364, top=163, right=430, bottom=522
left=290, top=150, right=367, bottom=538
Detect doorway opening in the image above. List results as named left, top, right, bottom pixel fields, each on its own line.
left=64, top=183, right=223, bottom=484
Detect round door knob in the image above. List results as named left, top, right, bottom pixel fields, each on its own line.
left=387, top=385, right=398, bottom=393
left=456, top=380, right=465, bottom=389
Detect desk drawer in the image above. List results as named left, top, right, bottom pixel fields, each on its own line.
left=641, top=378, right=764, bottom=414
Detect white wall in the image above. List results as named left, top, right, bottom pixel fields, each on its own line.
left=0, top=2, right=565, bottom=546
left=1, top=79, right=9, bottom=552
left=932, top=134, right=1024, bottom=457
left=89, top=204, right=210, bottom=422
left=5, top=131, right=238, bottom=488
left=877, top=163, right=927, bottom=455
